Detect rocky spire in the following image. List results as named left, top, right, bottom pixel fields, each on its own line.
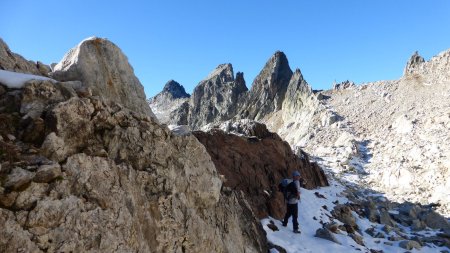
left=282, top=68, right=314, bottom=121
left=188, top=63, right=248, bottom=129
left=403, top=51, right=425, bottom=76
left=239, top=51, right=293, bottom=120
left=50, top=37, right=154, bottom=118
left=162, top=80, right=190, bottom=99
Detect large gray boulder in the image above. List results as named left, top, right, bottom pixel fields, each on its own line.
left=188, top=64, right=247, bottom=129
left=239, top=51, right=293, bottom=120
left=50, top=37, right=154, bottom=118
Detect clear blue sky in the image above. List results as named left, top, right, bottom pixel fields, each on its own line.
left=1, top=1, right=450, bottom=97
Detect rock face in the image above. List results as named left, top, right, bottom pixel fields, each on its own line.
left=50, top=37, right=154, bottom=118
left=0, top=38, right=43, bottom=76
left=148, top=80, right=190, bottom=124
left=0, top=40, right=269, bottom=252
left=193, top=120, right=329, bottom=219
left=239, top=51, right=293, bottom=121
left=188, top=64, right=247, bottom=129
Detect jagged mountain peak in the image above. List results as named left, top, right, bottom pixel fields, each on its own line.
left=240, top=51, right=293, bottom=120
left=204, top=63, right=234, bottom=83
left=162, top=79, right=190, bottom=99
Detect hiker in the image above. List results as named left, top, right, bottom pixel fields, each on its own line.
left=282, top=170, right=302, bottom=234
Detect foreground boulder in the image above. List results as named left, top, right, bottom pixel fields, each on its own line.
left=50, top=37, right=154, bottom=118
left=193, top=120, right=329, bottom=219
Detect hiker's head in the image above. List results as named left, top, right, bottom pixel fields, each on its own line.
left=292, top=171, right=300, bottom=179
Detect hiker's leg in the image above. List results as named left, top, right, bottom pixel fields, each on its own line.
left=292, top=204, right=299, bottom=230
left=282, top=204, right=292, bottom=226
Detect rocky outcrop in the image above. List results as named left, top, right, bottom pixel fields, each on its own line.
left=50, top=37, right=154, bottom=118
left=403, top=51, right=425, bottom=76
left=188, top=64, right=247, bottom=129
left=148, top=80, right=190, bottom=125
left=193, top=120, right=328, bottom=219
left=0, top=58, right=268, bottom=252
left=333, top=80, right=356, bottom=90
left=239, top=51, right=293, bottom=121
left=0, top=38, right=44, bottom=76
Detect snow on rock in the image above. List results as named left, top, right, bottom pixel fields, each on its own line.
left=0, top=69, right=55, bottom=88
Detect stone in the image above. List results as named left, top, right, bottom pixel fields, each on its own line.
left=36, top=61, right=51, bottom=76
left=382, top=225, right=393, bottom=234
left=399, top=203, right=422, bottom=219
left=350, top=233, right=365, bottom=246
left=33, top=163, right=62, bottom=183
left=6, top=134, right=15, bottom=141
left=20, top=79, right=76, bottom=119
left=50, top=37, right=155, bottom=118
left=315, top=228, right=341, bottom=245
left=421, top=211, right=450, bottom=229
left=267, top=223, right=279, bottom=231
left=3, top=167, right=34, bottom=191
left=379, top=208, right=395, bottom=226
left=333, top=80, right=356, bottom=90
left=332, top=204, right=358, bottom=230
left=411, top=219, right=426, bottom=231
left=399, top=240, right=422, bottom=250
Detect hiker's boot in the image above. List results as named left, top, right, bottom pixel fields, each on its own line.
left=293, top=229, right=301, bottom=234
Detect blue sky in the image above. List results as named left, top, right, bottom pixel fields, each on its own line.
left=1, top=1, right=450, bottom=97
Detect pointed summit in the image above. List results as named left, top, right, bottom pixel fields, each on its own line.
left=204, top=63, right=234, bottom=83
left=162, top=80, right=190, bottom=99
left=240, top=51, right=293, bottom=120
left=404, top=51, right=425, bottom=76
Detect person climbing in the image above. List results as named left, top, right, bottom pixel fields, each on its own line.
left=282, top=170, right=302, bottom=234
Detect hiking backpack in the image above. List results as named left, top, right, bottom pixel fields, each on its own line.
left=278, top=178, right=297, bottom=200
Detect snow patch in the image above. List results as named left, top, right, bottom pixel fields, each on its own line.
left=0, top=69, right=55, bottom=88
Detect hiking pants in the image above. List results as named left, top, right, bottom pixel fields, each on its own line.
left=283, top=203, right=299, bottom=230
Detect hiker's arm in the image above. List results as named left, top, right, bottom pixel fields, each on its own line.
left=295, top=181, right=301, bottom=199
